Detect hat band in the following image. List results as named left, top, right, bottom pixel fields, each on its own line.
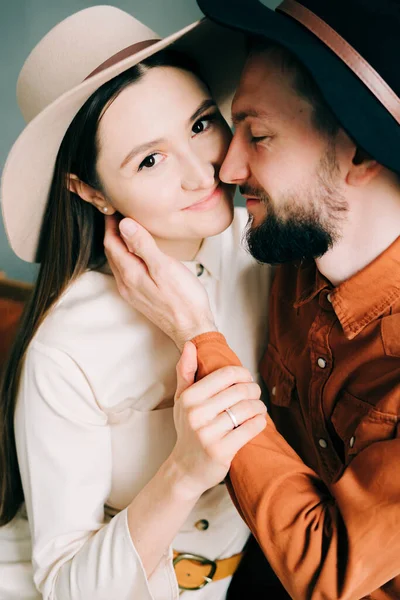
left=85, top=38, right=160, bottom=80
left=277, top=0, right=400, bottom=125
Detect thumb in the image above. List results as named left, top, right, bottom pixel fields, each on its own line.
left=119, top=218, right=164, bottom=278
left=175, top=342, right=198, bottom=400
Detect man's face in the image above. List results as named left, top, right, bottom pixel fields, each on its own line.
left=220, top=51, right=349, bottom=264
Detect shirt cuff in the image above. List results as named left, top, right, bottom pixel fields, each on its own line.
left=147, top=546, right=179, bottom=600
left=191, top=332, right=243, bottom=380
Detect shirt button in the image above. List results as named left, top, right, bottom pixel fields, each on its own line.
left=318, top=438, right=328, bottom=449
left=271, top=386, right=277, bottom=396
left=196, top=264, right=204, bottom=277
left=349, top=436, right=356, bottom=448
left=327, top=293, right=332, bottom=303
left=317, top=358, right=327, bottom=369
left=195, top=519, right=209, bottom=531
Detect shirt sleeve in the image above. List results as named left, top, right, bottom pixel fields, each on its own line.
left=14, top=340, right=161, bottom=600
left=191, top=332, right=400, bottom=600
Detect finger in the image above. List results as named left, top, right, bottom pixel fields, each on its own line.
left=104, top=215, right=137, bottom=264
left=119, top=218, right=167, bottom=279
left=105, top=247, right=142, bottom=293
left=104, top=213, right=121, bottom=238
left=105, top=224, right=149, bottom=287
left=219, top=414, right=267, bottom=457
left=198, top=399, right=267, bottom=444
left=179, top=366, right=254, bottom=407
left=175, top=342, right=198, bottom=399
left=106, top=253, right=129, bottom=297
left=186, top=382, right=261, bottom=428
left=208, top=382, right=261, bottom=415
left=104, top=214, right=130, bottom=265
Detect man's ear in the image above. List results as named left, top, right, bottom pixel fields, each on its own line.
left=67, top=174, right=116, bottom=214
left=346, top=148, right=382, bottom=187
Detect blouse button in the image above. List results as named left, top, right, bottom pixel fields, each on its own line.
left=195, top=519, right=209, bottom=531
left=317, top=358, right=327, bottom=369
left=349, top=436, right=356, bottom=448
left=318, top=438, right=328, bottom=449
left=271, top=386, right=277, bottom=396
left=196, top=264, right=205, bottom=277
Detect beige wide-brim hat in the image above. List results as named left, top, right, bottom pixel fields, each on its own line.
left=1, top=5, right=246, bottom=263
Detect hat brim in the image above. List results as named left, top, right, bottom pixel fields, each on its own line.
left=198, top=0, right=400, bottom=174
left=1, top=18, right=245, bottom=262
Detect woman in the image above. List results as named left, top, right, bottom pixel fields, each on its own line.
left=0, top=6, right=271, bottom=599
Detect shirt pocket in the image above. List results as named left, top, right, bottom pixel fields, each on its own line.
left=331, top=390, right=398, bottom=464
left=260, top=343, right=296, bottom=407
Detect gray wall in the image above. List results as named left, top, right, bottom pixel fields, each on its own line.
left=0, top=0, right=278, bottom=282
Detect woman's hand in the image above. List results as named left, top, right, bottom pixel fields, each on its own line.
left=104, top=215, right=217, bottom=349
left=168, top=343, right=267, bottom=498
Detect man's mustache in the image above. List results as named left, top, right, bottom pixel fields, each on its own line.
left=240, top=185, right=259, bottom=197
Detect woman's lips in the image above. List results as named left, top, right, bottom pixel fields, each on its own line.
left=183, top=184, right=222, bottom=212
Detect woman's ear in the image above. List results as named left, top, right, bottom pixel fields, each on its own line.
left=346, top=148, right=382, bottom=187
left=67, top=174, right=116, bottom=214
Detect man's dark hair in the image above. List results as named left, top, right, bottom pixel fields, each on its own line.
left=248, top=36, right=341, bottom=139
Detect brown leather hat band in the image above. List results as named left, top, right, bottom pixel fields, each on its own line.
left=277, top=0, right=400, bottom=125
left=84, top=39, right=160, bottom=80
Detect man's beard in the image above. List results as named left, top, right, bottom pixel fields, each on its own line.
left=243, top=144, right=348, bottom=264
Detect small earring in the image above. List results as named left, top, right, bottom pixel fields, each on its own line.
left=102, top=206, right=108, bottom=213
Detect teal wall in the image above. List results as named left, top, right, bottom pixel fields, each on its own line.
left=0, top=0, right=278, bottom=282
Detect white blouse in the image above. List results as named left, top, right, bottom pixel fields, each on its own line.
left=7, top=207, right=271, bottom=600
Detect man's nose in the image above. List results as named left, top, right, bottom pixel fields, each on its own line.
left=220, top=134, right=250, bottom=185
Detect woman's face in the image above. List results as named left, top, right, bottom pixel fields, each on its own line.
left=95, top=66, right=235, bottom=241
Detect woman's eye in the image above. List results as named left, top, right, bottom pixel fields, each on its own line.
left=138, top=153, right=162, bottom=171
left=192, top=113, right=217, bottom=136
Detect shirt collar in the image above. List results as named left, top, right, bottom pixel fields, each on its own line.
left=294, top=236, right=400, bottom=340
left=184, top=233, right=222, bottom=280
left=293, top=260, right=330, bottom=307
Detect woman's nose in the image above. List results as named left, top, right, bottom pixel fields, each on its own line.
left=181, top=152, right=215, bottom=191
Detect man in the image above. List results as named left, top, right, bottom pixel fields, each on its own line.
left=104, top=0, right=400, bottom=597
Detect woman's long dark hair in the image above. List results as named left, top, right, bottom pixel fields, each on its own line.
left=0, top=49, right=204, bottom=525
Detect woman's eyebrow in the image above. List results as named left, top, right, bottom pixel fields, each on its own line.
left=189, top=99, right=217, bottom=123
left=120, top=138, right=164, bottom=169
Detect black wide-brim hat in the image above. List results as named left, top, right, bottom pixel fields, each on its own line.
left=197, top=0, right=400, bottom=175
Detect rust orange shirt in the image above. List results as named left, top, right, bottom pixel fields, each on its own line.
left=192, top=236, right=400, bottom=600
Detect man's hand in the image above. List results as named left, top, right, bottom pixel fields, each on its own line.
left=104, top=215, right=217, bottom=349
